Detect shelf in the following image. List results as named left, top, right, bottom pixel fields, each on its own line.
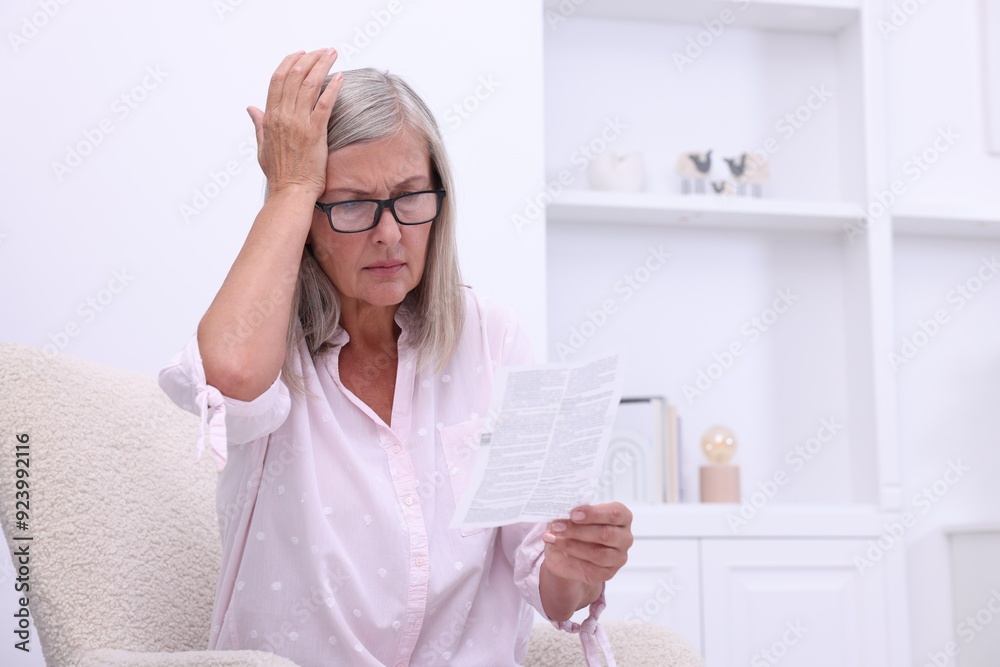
left=546, top=189, right=858, bottom=233
left=629, top=503, right=885, bottom=538
left=543, top=0, right=860, bottom=34
left=893, top=203, right=1000, bottom=239
left=942, top=522, right=1000, bottom=535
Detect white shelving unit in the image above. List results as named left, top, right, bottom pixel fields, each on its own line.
left=541, top=0, right=909, bottom=664
left=547, top=190, right=860, bottom=233
left=893, top=203, right=1000, bottom=238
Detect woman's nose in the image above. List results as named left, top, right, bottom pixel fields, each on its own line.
left=370, top=206, right=403, bottom=244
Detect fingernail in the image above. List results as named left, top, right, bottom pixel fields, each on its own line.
left=571, top=510, right=585, bottom=522
left=543, top=531, right=556, bottom=543
left=551, top=521, right=566, bottom=533
left=332, top=72, right=343, bottom=81
left=327, top=47, right=338, bottom=56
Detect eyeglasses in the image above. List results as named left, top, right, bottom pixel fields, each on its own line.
left=315, top=189, right=447, bottom=233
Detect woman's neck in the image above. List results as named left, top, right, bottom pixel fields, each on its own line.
left=339, top=298, right=402, bottom=352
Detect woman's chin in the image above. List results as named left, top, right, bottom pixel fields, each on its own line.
left=357, top=282, right=416, bottom=307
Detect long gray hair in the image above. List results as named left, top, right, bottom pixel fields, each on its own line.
left=282, top=68, right=464, bottom=396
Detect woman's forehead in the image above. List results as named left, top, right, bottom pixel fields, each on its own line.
left=329, top=130, right=429, bottom=177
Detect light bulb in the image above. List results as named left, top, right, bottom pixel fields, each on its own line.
left=700, top=425, right=737, bottom=465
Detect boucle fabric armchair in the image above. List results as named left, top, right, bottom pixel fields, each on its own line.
left=0, top=343, right=702, bottom=667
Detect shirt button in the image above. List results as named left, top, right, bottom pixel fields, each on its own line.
left=393, top=444, right=402, bottom=454
left=414, top=556, right=424, bottom=566
left=404, top=496, right=414, bottom=506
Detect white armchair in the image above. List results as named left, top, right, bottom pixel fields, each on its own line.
left=0, top=343, right=702, bottom=666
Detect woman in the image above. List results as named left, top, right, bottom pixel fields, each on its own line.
left=158, top=48, right=632, bottom=666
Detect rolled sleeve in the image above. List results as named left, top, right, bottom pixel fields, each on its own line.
left=505, top=521, right=549, bottom=619
left=503, top=460, right=615, bottom=666
left=157, top=333, right=291, bottom=470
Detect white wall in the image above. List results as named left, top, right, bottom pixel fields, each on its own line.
left=883, top=0, right=1000, bottom=661
left=0, top=1, right=544, bottom=664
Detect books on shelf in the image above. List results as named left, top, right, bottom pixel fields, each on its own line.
left=596, top=396, right=682, bottom=504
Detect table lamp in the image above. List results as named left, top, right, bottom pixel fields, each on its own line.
left=699, top=425, right=740, bottom=503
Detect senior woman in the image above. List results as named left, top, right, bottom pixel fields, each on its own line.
left=158, top=48, right=632, bottom=667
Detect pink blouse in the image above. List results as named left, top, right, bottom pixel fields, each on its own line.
left=157, top=288, right=613, bottom=667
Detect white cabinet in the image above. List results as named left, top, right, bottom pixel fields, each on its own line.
left=700, top=539, right=888, bottom=667
left=597, top=506, right=897, bottom=666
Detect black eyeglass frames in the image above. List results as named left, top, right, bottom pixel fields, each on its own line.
left=314, top=189, right=447, bottom=233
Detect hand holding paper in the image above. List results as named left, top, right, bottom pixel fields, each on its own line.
left=539, top=502, right=634, bottom=620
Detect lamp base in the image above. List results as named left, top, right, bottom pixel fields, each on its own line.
left=699, top=464, right=741, bottom=503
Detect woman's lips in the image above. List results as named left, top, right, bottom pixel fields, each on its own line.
left=364, top=262, right=404, bottom=276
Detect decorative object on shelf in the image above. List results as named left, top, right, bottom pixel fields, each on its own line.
left=677, top=149, right=771, bottom=198
left=698, top=425, right=740, bottom=503
left=676, top=149, right=712, bottom=194
left=723, top=152, right=770, bottom=198
left=596, top=397, right=679, bottom=503
left=983, top=0, right=1000, bottom=154
left=586, top=151, right=645, bottom=191
left=711, top=180, right=735, bottom=196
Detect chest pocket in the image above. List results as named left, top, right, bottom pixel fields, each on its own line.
left=438, top=416, right=488, bottom=536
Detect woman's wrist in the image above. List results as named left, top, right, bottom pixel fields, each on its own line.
left=539, top=558, right=603, bottom=622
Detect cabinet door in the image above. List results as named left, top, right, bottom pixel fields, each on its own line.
left=601, top=538, right=702, bottom=656
left=701, top=539, right=889, bottom=667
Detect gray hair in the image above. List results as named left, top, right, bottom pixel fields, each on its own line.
left=281, top=67, right=465, bottom=396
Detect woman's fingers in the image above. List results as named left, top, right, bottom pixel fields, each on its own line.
left=314, top=70, right=344, bottom=124
left=543, top=535, right=627, bottom=569
left=296, top=48, right=340, bottom=113
left=247, top=106, right=263, bottom=134
left=279, top=48, right=328, bottom=111
left=546, top=522, right=634, bottom=551
left=542, top=547, right=614, bottom=588
left=541, top=502, right=633, bottom=585
left=265, top=50, right=306, bottom=115
left=251, top=48, right=341, bottom=197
